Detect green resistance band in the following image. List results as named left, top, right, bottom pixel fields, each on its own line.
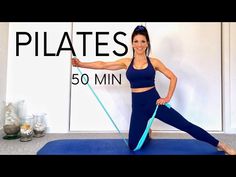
left=74, top=66, right=171, bottom=151
left=133, top=103, right=171, bottom=151
left=75, top=67, right=128, bottom=146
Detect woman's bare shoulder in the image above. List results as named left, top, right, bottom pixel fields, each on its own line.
left=150, top=57, right=161, bottom=63
left=150, top=57, right=166, bottom=70
left=150, top=57, right=162, bottom=66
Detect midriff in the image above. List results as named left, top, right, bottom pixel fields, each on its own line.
left=131, top=86, right=155, bottom=93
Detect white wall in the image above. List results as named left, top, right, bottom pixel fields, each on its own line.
left=70, top=22, right=140, bottom=132
left=222, top=23, right=236, bottom=133
left=6, top=22, right=72, bottom=133
left=0, top=23, right=9, bottom=129
left=4, top=22, right=236, bottom=133
left=70, top=22, right=222, bottom=133
left=230, top=23, right=236, bottom=130
left=147, top=22, right=222, bottom=131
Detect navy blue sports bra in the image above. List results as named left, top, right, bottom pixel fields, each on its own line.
left=126, top=57, right=156, bottom=88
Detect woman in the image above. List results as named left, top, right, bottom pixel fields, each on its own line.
left=71, top=25, right=236, bottom=155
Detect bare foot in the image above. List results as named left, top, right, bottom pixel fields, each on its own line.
left=149, top=129, right=153, bottom=139
left=217, top=142, right=236, bottom=155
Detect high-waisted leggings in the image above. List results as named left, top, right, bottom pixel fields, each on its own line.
left=128, top=87, right=219, bottom=150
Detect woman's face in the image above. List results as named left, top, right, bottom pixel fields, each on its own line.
left=132, top=34, right=148, bottom=55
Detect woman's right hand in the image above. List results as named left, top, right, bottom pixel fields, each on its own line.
left=156, top=97, right=170, bottom=106
left=71, top=58, right=80, bottom=67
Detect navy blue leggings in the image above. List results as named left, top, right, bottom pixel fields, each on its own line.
left=128, top=87, right=219, bottom=150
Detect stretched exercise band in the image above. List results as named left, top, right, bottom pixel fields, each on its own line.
left=75, top=67, right=128, bottom=146
left=133, top=103, right=171, bottom=151
left=75, top=67, right=171, bottom=151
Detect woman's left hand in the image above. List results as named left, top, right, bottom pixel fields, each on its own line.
left=156, top=97, right=170, bottom=105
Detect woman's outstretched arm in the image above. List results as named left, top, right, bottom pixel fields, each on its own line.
left=71, top=57, right=129, bottom=70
